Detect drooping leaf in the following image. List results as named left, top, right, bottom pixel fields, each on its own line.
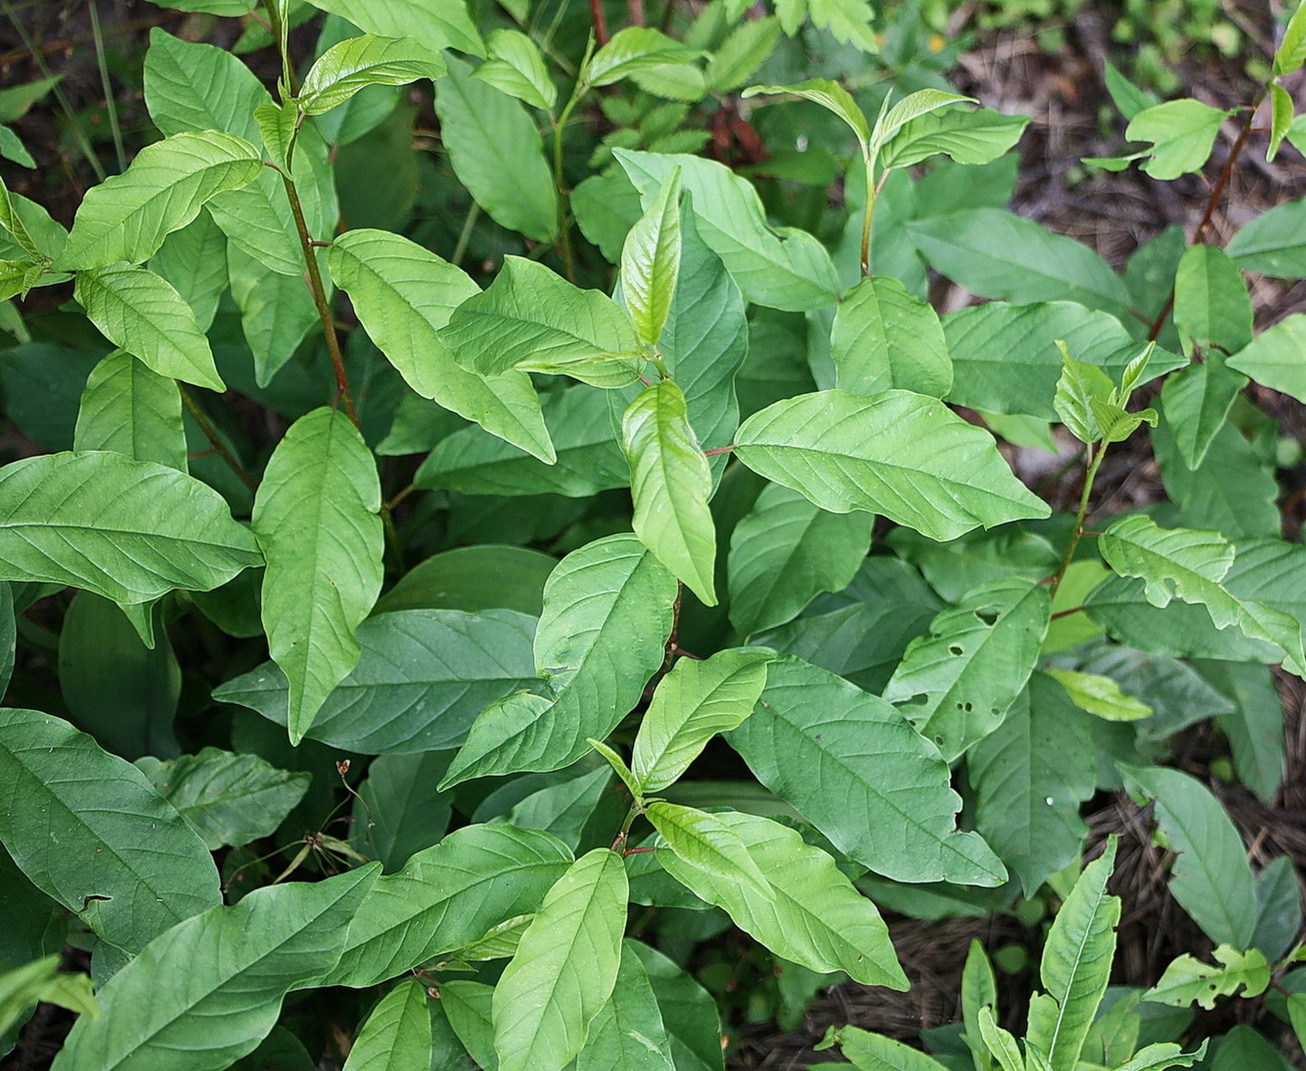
left=327, top=229, right=553, bottom=461
left=1099, top=515, right=1238, bottom=626
left=1194, top=659, right=1285, bottom=804
left=884, top=577, right=1050, bottom=760
left=51, top=868, right=376, bottom=1071
left=632, top=647, right=771, bottom=793
left=1227, top=313, right=1306, bottom=403
left=74, top=350, right=187, bottom=471
left=226, top=242, right=320, bottom=386
left=439, top=980, right=496, bottom=1068
left=0, top=957, right=97, bottom=1040
left=575, top=942, right=676, bottom=1071
left=251, top=407, right=384, bottom=744
left=56, top=131, right=262, bottom=270
left=372, top=546, right=554, bottom=616
left=657, top=810, right=907, bottom=987
left=0, top=451, right=261, bottom=606
left=441, top=534, right=678, bottom=786
left=831, top=275, right=952, bottom=398
left=742, top=79, right=869, bottom=143
left=622, top=379, right=717, bottom=604
left=492, top=848, right=627, bottom=1071
left=341, top=979, right=432, bottom=1071
left=477, top=29, right=556, bottom=110
left=621, top=167, right=682, bottom=347
left=302, top=0, right=484, bottom=57
left=0, top=708, right=221, bottom=956
left=727, top=655, right=1007, bottom=885
left=1143, top=946, right=1271, bottom=1010
left=298, top=35, right=446, bottom=115
left=134, top=747, right=311, bottom=850
left=735, top=389, right=1049, bottom=542
left=74, top=265, right=225, bottom=391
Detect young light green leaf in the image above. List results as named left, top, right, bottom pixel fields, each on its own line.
left=1109, top=1040, right=1207, bottom=1071
left=74, top=264, right=225, bottom=391
left=1089, top=396, right=1157, bottom=444
left=584, top=27, right=701, bottom=88
left=622, top=379, right=717, bottom=604
left=0, top=957, right=97, bottom=1039
left=492, top=848, right=627, bottom=1071
left=1119, top=764, right=1257, bottom=949
left=1143, top=946, right=1270, bottom=1010
left=875, top=89, right=974, bottom=148
left=342, top=980, right=432, bottom=1071
left=962, top=940, right=998, bottom=1071
left=1044, top=669, right=1153, bottom=721
left=477, top=29, right=556, bottom=111
left=646, top=802, right=773, bottom=899
left=252, top=407, right=384, bottom=744
left=977, top=1007, right=1024, bottom=1071
left=435, top=56, right=556, bottom=242
left=441, top=534, right=678, bottom=786
left=743, top=79, right=869, bottom=143
left=56, top=130, right=261, bottom=270
left=632, top=648, right=771, bottom=793
left=298, top=35, right=446, bottom=115
left=589, top=739, right=642, bottom=800
left=1227, top=313, right=1306, bottom=403
left=1054, top=347, right=1115, bottom=444
left=879, top=107, right=1029, bottom=170
left=884, top=577, right=1050, bottom=760
left=134, top=747, right=310, bottom=850
left=303, top=0, right=484, bottom=58
left=74, top=350, right=188, bottom=471
left=443, top=255, right=639, bottom=378
left=727, top=655, right=1007, bottom=886
left=253, top=100, right=296, bottom=171
left=735, top=389, right=1049, bottom=542
left=1025, top=839, right=1120, bottom=1071
left=0, top=451, right=261, bottom=606
left=1275, top=0, right=1306, bottom=75
left=52, top=867, right=376, bottom=1071
left=831, top=275, right=953, bottom=398
left=834, top=1024, right=952, bottom=1071
left=1125, top=99, right=1231, bottom=180
left=440, top=980, right=496, bottom=1067
left=575, top=943, right=676, bottom=1071
left=658, top=810, right=907, bottom=987
left=621, top=167, right=682, bottom=347
left=0, top=708, right=221, bottom=956
left=327, top=229, right=554, bottom=461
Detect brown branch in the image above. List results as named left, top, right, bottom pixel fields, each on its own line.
left=589, top=0, right=610, bottom=46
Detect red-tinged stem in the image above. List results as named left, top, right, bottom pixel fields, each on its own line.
left=702, top=444, right=736, bottom=457
left=589, top=0, right=609, bottom=45
left=179, top=384, right=258, bottom=493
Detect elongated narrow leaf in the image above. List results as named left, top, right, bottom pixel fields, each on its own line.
left=324, top=824, right=573, bottom=988
left=299, top=35, right=446, bottom=115
left=327, top=229, right=553, bottom=461
left=52, top=867, right=376, bottom=1071
left=658, top=810, right=907, bottom=987
left=622, top=379, right=717, bottom=604
left=621, top=167, right=682, bottom=347
left=0, top=451, right=261, bottom=605
left=441, top=534, right=677, bottom=786
left=884, top=578, right=1050, bottom=760
left=632, top=648, right=771, bottom=793
left=736, top=389, right=1048, bottom=543
left=435, top=57, right=555, bottom=242
left=477, top=29, right=556, bottom=110
left=492, top=849, right=627, bottom=1071
left=727, top=655, right=1007, bottom=885
left=74, top=350, right=187, bottom=470
left=1044, top=669, right=1152, bottom=721
left=0, top=709, right=220, bottom=955
left=74, top=265, right=224, bottom=391
left=1025, top=840, right=1120, bottom=1071
left=575, top=943, right=676, bottom=1071
left=961, top=941, right=997, bottom=1071
left=56, top=131, right=261, bottom=269
left=1144, top=946, right=1270, bottom=1010
left=134, top=747, right=310, bottom=850
left=831, top=275, right=952, bottom=398
left=646, top=802, right=772, bottom=898
left=1227, top=313, right=1306, bottom=403
left=252, top=407, right=384, bottom=744
left=342, top=979, right=432, bottom=1071
left=1120, top=764, right=1257, bottom=948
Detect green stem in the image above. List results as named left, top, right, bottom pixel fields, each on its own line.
left=178, top=384, right=259, bottom=494
left=87, top=0, right=125, bottom=173
left=859, top=153, right=886, bottom=277
left=450, top=201, right=481, bottom=268
left=551, top=96, right=581, bottom=283
left=611, top=801, right=646, bottom=854
left=1050, top=442, right=1107, bottom=596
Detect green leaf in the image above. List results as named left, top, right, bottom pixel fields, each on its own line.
left=134, top=747, right=311, bottom=850
left=962, top=940, right=997, bottom=1071
left=628, top=942, right=725, bottom=1071
left=492, top=848, right=627, bottom=1071
left=373, top=546, right=554, bottom=616
left=353, top=751, right=454, bottom=870
left=621, top=167, right=682, bottom=348
left=52, top=867, right=376, bottom=1071
left=443, top=256, right=639, bottom=379
left=1044, top=669, right=1152, bottom=721
left=0, top=957, right=95, bottom=1039
left=440, top=980, right=496, bottom=1067
left=647, top=801, right=773, bottom=900
left=1054, top=349, right=1115, bottom=444
left=303, top=0, right=484, bottom=57
left=1099, top=515, right=1239, bottom=627
left=1143, top=946, right=1270, bottom=1010
left=254, top=100, right=296, bottom=170
left=74, top=350, right=188, bottom=470
left=1194, top=660, right=1285, bottom=804
left=632, top=648, right=771, bottom=793
left=658, top=810, right=907, bottom=987
left=441, top=534, right=678, bottom=786
left=144, top=29, right=264, bottom=141
left=585, top=27, right=701, bottom=88
left=727, top=655, right=1007, bottom=885
left=1120, top=764, right=1257, bottom=948
left=832, top=1024, right=951, bottom=1071
left=968, top=676, right=1096, bottom=897
left=342, top=980, right=432, bottom=1071
left=1174, top=243, right=1253, bottom=356
left=252, top=407, right=384, bottom=744
left=705, top=18, right=781, bottom=93
left=1110, top=1040, right=1207, bottom=1071
left=327, top=229, right=553, bottom=461
left=0, top=124, right=34, bottom=169
left=908, top=210, right=1131, bottom=319
left=879, top=106, right=1028, bottom=170
left=74, top=265, right=225, bottom=391
left=615, top=149, right=840, bottom=312
left=1124, top=99, right=1230, bottom=179
left=299, top=35, right=445, bottom=115
left=1227, top=312, right=1306, bottom=403
left=1025, top=839, right=1120, bottom=1071
left=0, top=451, right=261, bottom=606
left=743, top=79, right=869, bottom=143
left=1276, top=0, right=1306, bottom=74
left=323, top=824, right=573, bottom=988
left=977, top=1007, right=1024, bottom=1071
left=735, top=389, right=1049, bottom=542
left=727, top=483, right=874, bottom=636
left=56, top=131, right=261, bottom=270
left=1103, top=59, right=1159, bottom=120
left=884, top=578, right=1050, bottom=760
left=831, top=275, right=953, bottom=398
left=575, top=942, right=676, bottom=1071
left=0, top=708, right=221, bottom=955
left=435, top=57, right=556, bottom=242
left=227, top=243, right=319, bottom=385
left=1226, top=198, right=1306, bottom=278
left=622, top=379, right=717, bottom=604
left=477, top=29, right=556, bottom=111
left=149, top=209, right=227, bottom=331
left=1158, top=351, right=1246, bottom=470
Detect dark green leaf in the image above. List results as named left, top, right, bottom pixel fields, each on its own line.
left=627, top=942, right=724, bottom=1071
left=575, top=943, right=676, bottom=1071
left=373, top=547, right=554, bottom=617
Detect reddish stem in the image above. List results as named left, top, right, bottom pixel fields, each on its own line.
left=589, top=0, right=610, bottom=45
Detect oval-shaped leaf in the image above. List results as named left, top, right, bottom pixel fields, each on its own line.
left=477, top=29, right=556, bottom=111
left=74, top=350, right=187, bottom=470
left=645, top=802, right=772, bottom=899
left=831, top=275, right=953, bottom=398
left=305, top=0, right=485, bottom=59
left=342, top=979, right=433, bottom=1071
left=299, top=35, right=446, bottom=116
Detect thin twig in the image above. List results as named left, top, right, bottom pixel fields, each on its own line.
left=178, top=384, right=259, bottom=494
left=589, top=0, right=610, bottom=46
left=87, top=0, right=125, bottom=172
